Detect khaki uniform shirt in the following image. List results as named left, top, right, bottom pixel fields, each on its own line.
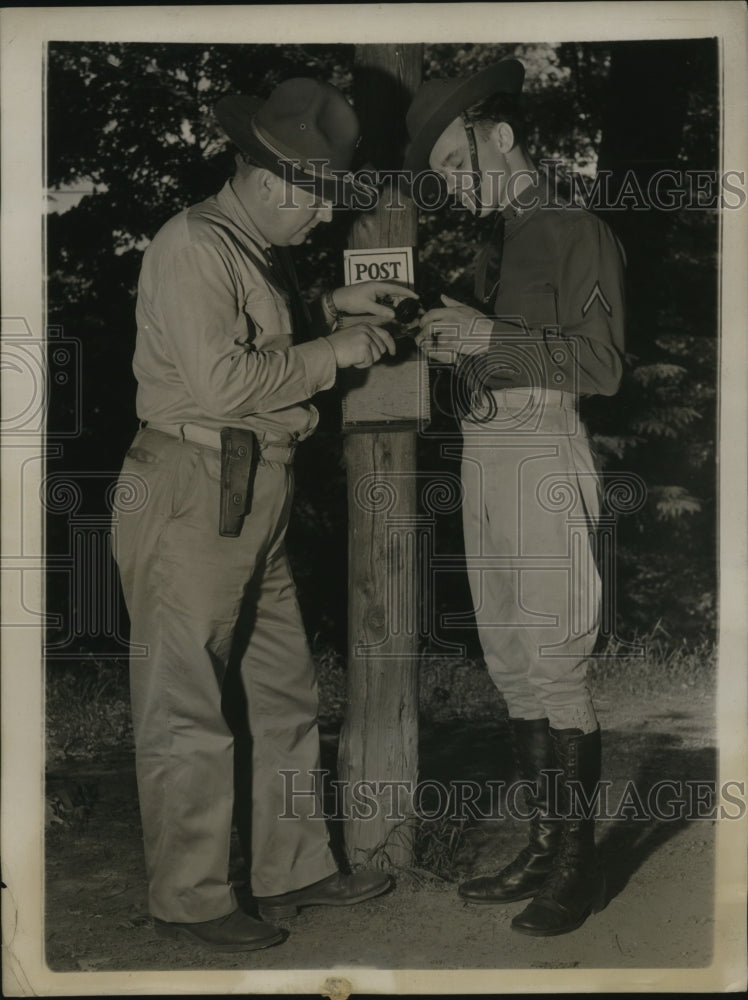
left=133, top=180, right=337, bottom=446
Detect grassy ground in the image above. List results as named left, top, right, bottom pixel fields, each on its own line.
left=45, top=634, right=717, bottom=888
left=45, top=630, right=716, bottom=768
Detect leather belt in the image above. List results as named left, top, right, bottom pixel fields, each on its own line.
left=144, top=422, right=297, bottom=464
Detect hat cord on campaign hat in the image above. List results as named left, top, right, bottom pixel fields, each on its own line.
left=250, top=117, right=341, bottom=184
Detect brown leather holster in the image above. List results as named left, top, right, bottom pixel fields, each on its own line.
left=219, top=427, right=257, bottom=537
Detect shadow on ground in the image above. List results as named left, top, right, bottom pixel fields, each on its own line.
left=315, top=720, right=717, bottom=895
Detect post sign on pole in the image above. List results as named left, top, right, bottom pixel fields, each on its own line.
left=340, top=246, right=430, bottom=432
left=343, top=246, right=414, bottom=286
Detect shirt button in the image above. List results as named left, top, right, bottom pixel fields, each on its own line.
left=232, top=493, right=243, bottom=505
left=237, top=445, right=248, bottom=457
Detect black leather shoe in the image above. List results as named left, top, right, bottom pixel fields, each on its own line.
left=154, top=908, right=286, bottom=952
left=256, top=871, right=393, bottom=920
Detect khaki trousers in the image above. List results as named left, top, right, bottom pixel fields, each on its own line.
left=460, top=390, right=601, bottom=733
left=113, top=427, right=336, bottom=923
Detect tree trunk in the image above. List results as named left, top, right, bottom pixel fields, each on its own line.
left=337, top=43, right=423, bottom=868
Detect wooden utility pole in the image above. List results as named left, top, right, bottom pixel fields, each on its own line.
left=337, top=44, right=423, bottom=868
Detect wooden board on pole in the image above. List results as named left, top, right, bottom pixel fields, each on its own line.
left=337, top=44, right=423, bottom=868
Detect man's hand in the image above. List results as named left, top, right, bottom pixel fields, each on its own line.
left=331, top=281, right=419, bottom=320
left=327, top=322, right=397, bottom=369
left=416, top=294, right=490, bottom=363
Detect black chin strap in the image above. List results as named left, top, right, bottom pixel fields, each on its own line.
left=461, top=113, right=484, bottom=214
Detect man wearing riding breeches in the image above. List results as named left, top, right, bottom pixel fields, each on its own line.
left=407, top=58, right=625, bottom=936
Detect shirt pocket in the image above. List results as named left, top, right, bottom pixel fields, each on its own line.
left=242, top=289, right=293, bottom=349
left=520, top=284, right=559, bottom=332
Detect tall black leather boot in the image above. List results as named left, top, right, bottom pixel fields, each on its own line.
left=511, top=726, right=606, bottom=936
left=459, top=718, right=562, bottom=904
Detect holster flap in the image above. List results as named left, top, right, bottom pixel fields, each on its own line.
left=219, top=427, right=257, bottom=537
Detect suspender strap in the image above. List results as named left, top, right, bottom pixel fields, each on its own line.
left=461, top=113, right=484, bottom=214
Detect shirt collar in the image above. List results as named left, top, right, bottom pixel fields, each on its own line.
left=215, top=178, right=271, bottom=251
left=500, top=169, right=550, bottom=234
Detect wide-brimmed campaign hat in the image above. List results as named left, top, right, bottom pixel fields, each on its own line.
left=404, top=58, right=525, bottom=175
left=215, top=77, right=374, bottom=206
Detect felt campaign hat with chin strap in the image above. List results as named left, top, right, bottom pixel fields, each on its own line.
left=403, top=58, right=525, bottom=175
left=404, top=59, right=525, bottom=307
left=215, top=77, right=375, bottom=206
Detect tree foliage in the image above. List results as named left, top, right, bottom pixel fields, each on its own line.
left=45, top=40, right=719, bottom=654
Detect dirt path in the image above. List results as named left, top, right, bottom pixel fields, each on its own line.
left=44, top=676, right=718, bottom=978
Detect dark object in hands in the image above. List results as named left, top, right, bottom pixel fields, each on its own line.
left=394, top=296, right=420, bottom=325
left=381, top=293, right=422, bottom=339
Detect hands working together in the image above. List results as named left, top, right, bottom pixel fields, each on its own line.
left=325, top=280, right=417, bottom=369
left=325, top=283, right=488, bottom=370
